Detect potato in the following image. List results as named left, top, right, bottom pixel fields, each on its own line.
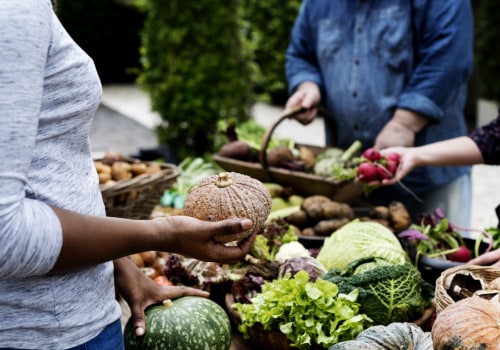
left=389, top=201, right=411, bottom=231
left=285, top=209, right=308, bottom=227
left=339, top=203, right=355, bottom=219
left=313, top=218, right=350, bottom=236
left=130, top=162, right=148, bottom=176
left=301, top=195, right=331, bottom=219
left=98, top=172, right=112, bottom=184
left=370, top=206, right=390, bottom=219
left=321, top=201, right=342, bottom=219
left=301, top=227, right=316, bottom=237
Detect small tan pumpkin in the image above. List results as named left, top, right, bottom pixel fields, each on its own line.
left=183, top=172, right=272, bottom=243
left=432, top=296, right=500, bottom=349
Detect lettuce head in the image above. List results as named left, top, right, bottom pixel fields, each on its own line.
left=317, top=220, right=409, bottom=271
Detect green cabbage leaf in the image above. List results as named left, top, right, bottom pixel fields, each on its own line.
left=316, top=220, right=409, bottom=271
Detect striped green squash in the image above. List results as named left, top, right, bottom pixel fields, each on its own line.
left=124, top=296, right=231, bottom=350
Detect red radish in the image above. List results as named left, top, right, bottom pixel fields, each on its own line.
left=385, top=160, right=399, bottom=176
left=386, top=152, right=401, bottom=162
left=447, top=246, right=472, bottom=262
left=356, top=162, right=379, bottom=182
left=376, top=164, right=392, bottom=180
left=363, top=147, right=381, bottom=162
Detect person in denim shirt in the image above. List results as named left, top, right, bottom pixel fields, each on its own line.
left=285, top=0, right=474, bottom=227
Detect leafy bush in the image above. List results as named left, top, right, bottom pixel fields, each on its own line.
left=136, top=0, right=255, bottom=159
left=241, top=0, right=302, bottom=105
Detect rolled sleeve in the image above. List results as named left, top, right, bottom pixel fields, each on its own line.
left=398, top=92, right=443, bottom=121
left=0, top=196, right=63, bottom=277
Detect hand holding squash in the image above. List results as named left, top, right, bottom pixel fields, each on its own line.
left=152, top=215, right=255, bottom=264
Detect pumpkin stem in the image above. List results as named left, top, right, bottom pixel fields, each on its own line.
left=215, top=172, right=234, bottom=188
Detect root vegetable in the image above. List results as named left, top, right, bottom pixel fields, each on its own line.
left=218, top=141, right=252, bottom=160
left=313, top=218, right=350, bottom=236
left=389, top=201, right=411, bottom=231
left=321, top=201, right=342, bottom=219
left=362, top=147, right=381, bottom=162
left=285, top=209, right=308, bottom=226
left=356, top=162, right=379, bottom=182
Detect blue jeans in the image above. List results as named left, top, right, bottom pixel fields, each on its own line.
left=0, top=319, right=124, bottom=350
left=68, top=319, right=124, bottom=350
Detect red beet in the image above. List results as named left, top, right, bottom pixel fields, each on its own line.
left=363, top=147, right=381, bottom=162
left=447, top=246, right=472, bottom=262
left=356, top=162, right=379, bottom=182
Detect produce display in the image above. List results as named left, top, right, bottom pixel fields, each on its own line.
left=117, top=157, right=500, bottom=349
left=123, top=296, right=231, bottom=350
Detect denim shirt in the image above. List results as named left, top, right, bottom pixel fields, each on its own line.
left=286, top=0, right=473, bottom=193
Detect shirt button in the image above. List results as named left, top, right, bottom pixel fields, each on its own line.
left=355, top=59, right=360, bottom=65
left=357, top=27, right=362, bottom=33
left=353, top=124, right=360, bottom=131
left=352, top=91, right=358, bottom=98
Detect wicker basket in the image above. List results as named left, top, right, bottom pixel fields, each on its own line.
left=434, top=265, right=500, bottom=314
left=99, top=162, right=180, bottom=220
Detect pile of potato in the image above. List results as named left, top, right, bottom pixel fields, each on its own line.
left=284, top=195, right=411, bottom=237
left=94, top=151, right=162, bottom=185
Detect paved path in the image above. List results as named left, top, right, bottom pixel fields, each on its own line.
left=95, top=84, right=500, bottom=229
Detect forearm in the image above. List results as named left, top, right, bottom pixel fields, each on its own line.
left=50, top=206, right=162, bottom=273
left=413, top=136, right=484, bottom=167
left=391, top=108, right=429, bottom=133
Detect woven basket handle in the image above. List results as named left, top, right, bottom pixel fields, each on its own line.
left=258, top=106, right=310, bottom=169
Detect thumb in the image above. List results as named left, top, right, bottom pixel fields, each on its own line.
left=129, top=306, right=147, bottom=337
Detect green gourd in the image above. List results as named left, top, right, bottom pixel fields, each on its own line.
left=124, top=296, right=231, bottom=350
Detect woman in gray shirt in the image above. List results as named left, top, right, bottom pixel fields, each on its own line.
left=0, top=1, right=255, bottom=349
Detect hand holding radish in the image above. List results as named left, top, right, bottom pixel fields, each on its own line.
left=355, top=147, right=402, bottom=184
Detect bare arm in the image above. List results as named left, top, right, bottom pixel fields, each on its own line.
left=50, top=206, right=254, bottom=273
left=379, top=136, right=483, bottom=185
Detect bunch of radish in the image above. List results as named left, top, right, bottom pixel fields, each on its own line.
left=356, top=148, right=401, bottom=183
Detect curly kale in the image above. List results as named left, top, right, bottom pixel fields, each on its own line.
left=323, top=257, right=434, bottom=325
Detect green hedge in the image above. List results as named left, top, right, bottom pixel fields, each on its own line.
left=136, top=0, right=256, bottom=159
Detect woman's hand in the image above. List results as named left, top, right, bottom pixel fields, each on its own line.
left=114, top=257, right=209, bottom=337
left=285, top=81, right=320, bottom=125
left=466, top=250, right=500, bottom=267
left=153, top=216, right=255, bottom=264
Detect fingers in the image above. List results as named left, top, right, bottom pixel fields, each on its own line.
left=130, top=308, right=147, bottom=337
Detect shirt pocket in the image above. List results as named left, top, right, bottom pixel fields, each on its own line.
left=368, top=6, right=411, bottom=66
left=317, top=18, right=345, bottom=64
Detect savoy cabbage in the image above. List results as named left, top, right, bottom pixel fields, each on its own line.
left=323, top=257, right=434, bottom=326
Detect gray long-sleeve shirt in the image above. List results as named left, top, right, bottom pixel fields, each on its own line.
left=0, top=1, right=121, bottom=348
